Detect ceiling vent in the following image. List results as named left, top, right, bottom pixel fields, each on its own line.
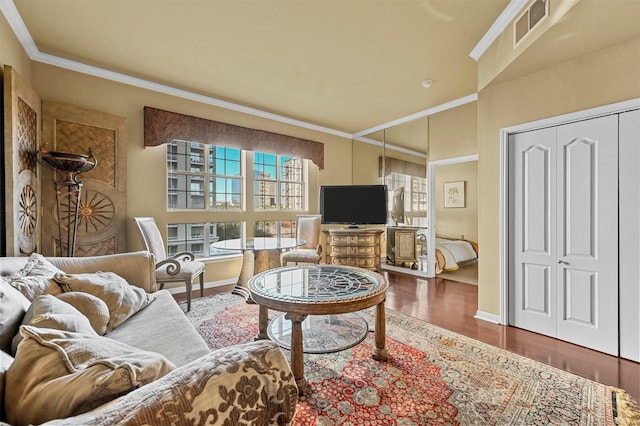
left=514, top=0, right=549, bottom=46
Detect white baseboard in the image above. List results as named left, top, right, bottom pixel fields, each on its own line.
left=166, top=278, right=237, bottom=295
left=474, top=310, right=501, bottom=324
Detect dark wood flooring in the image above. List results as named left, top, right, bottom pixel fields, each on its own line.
left=176, top=270, right=640, bottom=402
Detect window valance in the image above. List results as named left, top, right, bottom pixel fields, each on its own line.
left=144, top=106, right=324, bottom=169
left=378, top=156, right=427, bottom=178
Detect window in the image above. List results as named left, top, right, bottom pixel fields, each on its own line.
left=167, top=141, right=241, bottom=210
left=166, top=141, right=309, bottom=258
left=254, top=220, right=296, bottom=238
left=385, top=172, right=427, bottom=225
left=209, top=146, right=241, bottom=210
left=168, top=221, right=244, bottom=257
left=166, top=223, right=205, bottom=257
left=254, top=153, right=305, bottom=211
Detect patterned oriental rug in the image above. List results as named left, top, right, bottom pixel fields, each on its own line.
left=182, top=294, right=639, bottom=425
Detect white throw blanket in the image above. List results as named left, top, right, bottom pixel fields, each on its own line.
left=436, top=238, right=477, bottom=271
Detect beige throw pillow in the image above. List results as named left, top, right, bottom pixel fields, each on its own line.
left=8, top=253, right=65, bottom=301
left=57, top=291, right=110, bottom=335
left=54, top=272, right=154, bottom=333
left=0, top=279, right=30, bottom=353
left=5, top=325, right=175, bottom=426
left=11, top=294, right=97, bottom=354
left=11, top=253, right=64, bottom=278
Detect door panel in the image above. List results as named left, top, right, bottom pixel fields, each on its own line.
left=523, top=263, right=550, bottom=314
left=3, top=65, right=42, bottom=256
left=563, top=268, right=596, bottom=325
left=563, top=138, right=596, bottom=257
left=41, top=101, right=127, bottom=256
left=509, top=127, right=557, bottom=336
left=510, top=114, right=618, bottom=355
left=556, top=116, right=618, bottom=355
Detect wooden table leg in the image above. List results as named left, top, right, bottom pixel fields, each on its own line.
left=372, top=300, right=389, bottom=361
left=286, top=312, right=308, bottom=395
left=232, top=250, right=254, bottom=300
left=254, top=249, right=282, bottom=274
left=255, top=305, right=269, bottom=340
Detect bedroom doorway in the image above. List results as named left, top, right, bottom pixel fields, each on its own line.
left=427, top=155, right=478, bottom=283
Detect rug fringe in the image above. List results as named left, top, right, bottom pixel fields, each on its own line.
left=613, top=388, right=640, bottom=426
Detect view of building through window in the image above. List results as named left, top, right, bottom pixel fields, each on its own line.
left=166, top=140, right=307, bottom=258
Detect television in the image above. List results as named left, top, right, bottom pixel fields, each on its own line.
left=320, top=185, right=388, bottom=228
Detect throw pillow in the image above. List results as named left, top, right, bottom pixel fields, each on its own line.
left=5, top=325, right=175, bottom=426
left=0, top=278, right=30, bottom=353
left=57, top=291, right=110, bottom=335
left=11, top=294, right=97, bottom=354
left=11, top=253, right=64, bottom=278
left=7, top=253, right=66, bottom=301
left=53, top=272, right=154, bottom=333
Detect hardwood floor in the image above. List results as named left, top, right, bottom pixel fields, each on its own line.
left=178, top=270, right=640, bottom=403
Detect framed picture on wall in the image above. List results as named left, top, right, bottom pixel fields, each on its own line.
left=444, top=181, right=465, bottom=208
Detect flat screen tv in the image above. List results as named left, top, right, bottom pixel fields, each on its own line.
left=320, top=185, right=388, bottom=228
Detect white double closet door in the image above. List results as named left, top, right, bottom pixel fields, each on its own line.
left=508, top=115, right=618, bottom=355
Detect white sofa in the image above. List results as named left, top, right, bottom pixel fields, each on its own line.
left=0, top=251, right=297, bottom=425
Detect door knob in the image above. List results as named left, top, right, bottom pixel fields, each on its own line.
left=558, top=260, right=569, bottom=265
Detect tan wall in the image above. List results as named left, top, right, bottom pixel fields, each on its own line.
left=477, top=37, right=640, bottom=315
left=428, top=102, right=477, bottom=161
left=0, top=13, right=32, bottom=82
left=28, top=62, right=353, bottom=286
left=434, top=161, right=478, bottom=243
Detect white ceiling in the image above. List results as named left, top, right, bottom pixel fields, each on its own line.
left=4, top=0, right=640, bottom=153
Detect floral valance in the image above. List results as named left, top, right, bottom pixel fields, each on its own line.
left=143, top=106, right=324, bottom=169
left=378, top=156, right=427, bottom=178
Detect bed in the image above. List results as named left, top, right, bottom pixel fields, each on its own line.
left=435, top=237, right=478, bottom=274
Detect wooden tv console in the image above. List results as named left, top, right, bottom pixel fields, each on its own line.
left=322, top=228, right=384, bottom=272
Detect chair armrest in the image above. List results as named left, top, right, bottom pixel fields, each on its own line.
left=40, top=341, right=298, bottom=426
left=47, top=251, right=157, bottom=293
left=155, top=258, right=182, bottom=276
left=170, top=251, right=195, bottom=262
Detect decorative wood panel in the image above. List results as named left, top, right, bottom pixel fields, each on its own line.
left=3, top=65, right=42, bottom=256
left=41, top=101, right=127, bottom=256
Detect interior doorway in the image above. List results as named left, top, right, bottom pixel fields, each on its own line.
left=427, top=155, right=478, bottom=282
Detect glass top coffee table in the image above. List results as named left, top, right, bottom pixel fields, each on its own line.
left=248, top=265, right=389, bottom=395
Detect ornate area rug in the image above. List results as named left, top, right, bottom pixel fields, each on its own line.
left=182, top=294, right=639, bottom=425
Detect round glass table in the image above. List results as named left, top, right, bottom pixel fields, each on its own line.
left=210, top=237, right=306, bottom=298
left=248, top=265, right=389, bottom=395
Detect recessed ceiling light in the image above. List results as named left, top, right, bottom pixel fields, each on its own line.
left=421, top=80, right=433, bottom=88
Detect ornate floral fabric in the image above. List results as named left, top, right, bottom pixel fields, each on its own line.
left=39, top=340, right=298, bottom=426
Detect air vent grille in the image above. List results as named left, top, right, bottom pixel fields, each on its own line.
left=514, top=0, right=549, bottom=46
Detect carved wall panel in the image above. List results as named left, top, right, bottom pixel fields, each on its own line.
left=3, top=65, right=42, bottom=256
left=41, top=101, right=127, bottom=256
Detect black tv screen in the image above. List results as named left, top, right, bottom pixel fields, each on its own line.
left=320, top=185, right=388, bottom=227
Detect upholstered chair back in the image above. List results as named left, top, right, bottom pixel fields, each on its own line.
left=296, top=215, right=321, bottom=249
left=133, top=217, right=168, bottom=262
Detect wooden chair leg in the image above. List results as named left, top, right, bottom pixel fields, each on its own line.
left=186, top=280, right=193, bottom=312
left=199, top=273, right=204, bottom=298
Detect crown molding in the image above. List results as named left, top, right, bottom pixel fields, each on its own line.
left=352, top=93, right=478, bottom=139
left=469, top=0, right=529, bottom=61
